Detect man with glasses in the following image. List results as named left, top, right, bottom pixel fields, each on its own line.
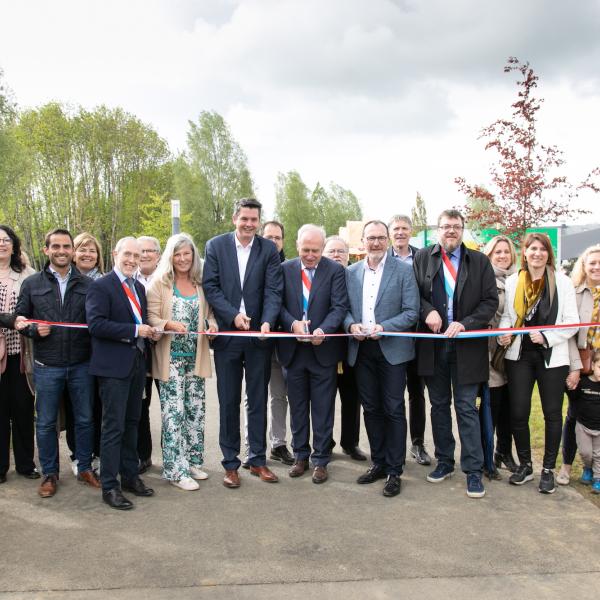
left=388, top=215, right=431, bottom=467
left=344, top=221, right=419, bottom=497
left=323, top=236, right=366, bottom=461
left=135, top=236, right=162, bottom=474
left=413, top=210, right=498, bottom=499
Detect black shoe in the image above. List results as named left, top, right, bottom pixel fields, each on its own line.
left=483, top=467, right=502, bottom=481
left=18, top=468, right=41, bottom=480
left=138, top=458, right=152, bottom=474
left=509, top=463, right=534, bottom=486
left=343, top=446, right=367, bottom=461
left=122, top=477, right=154, bottom=497
left=357, top=464, right=387, bottom=484
left=494, top=451, right=518, bottom=473
left=103, top=488, right=134, bottom=510
left=538, top=468, right=556, bottom=494
left=0, top=473, right=6, bottom=484
left=410, top=443, right=432, bottom=466
left=383, top=475, right=401, bottom=497
left=270, top=445, right=294, bottom=465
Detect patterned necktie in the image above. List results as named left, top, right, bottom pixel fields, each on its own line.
left=301, top=268, right=314, bottom=320
left=587, top=286, right=600, bottom=349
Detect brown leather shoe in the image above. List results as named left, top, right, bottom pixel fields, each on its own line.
left=289, top=459, right=310, bottom=478
left=249, top=465, right=279, bottom=483
left=38, top=474, right=58, bottom=498
left=223, top=469, right=241, bottom=488
left=312, top=466, right=328, bottom=484
left=77, top=470, right=101, bottom=489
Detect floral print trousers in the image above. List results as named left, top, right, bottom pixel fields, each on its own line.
left=159, top=356, right=206, bottom=481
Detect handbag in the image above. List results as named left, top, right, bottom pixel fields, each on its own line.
left=491, top=343, right=509, bottom=373
left=579, top=347, right=593, bottom=375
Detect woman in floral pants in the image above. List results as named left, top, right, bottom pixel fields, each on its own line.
left=147, top=233, right=217, bottom=491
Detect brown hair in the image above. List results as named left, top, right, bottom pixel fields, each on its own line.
left=520, top=232, right=555, bottom=270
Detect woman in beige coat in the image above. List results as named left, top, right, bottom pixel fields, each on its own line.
left=147, top=233, right=217, bottom=491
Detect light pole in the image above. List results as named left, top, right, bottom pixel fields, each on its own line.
left=171, top=199, right=180, bottom=235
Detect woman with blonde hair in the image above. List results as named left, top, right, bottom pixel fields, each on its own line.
left=147, top=233, right=217, bottom=491
left=556, top=244, right=600, bottom=485
left=482, top=235, right=518, bottom=477
left=498, top=233, right=579, bottom=494
left=73, top=232, right=104, bottom=280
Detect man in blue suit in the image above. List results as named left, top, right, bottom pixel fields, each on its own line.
left=203, top=198, right=283, bottom=488
left=86, top=237, right=160, bottom=510
left=277, top=225, right=348, bottom=484
left=344, top=220, right=419, bottom=497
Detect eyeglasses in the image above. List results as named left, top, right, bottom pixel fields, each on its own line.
left=438, top=225, right=463, bottom=232
left=0, top=238, right=13, bottom=245
left=141, top=248, right=158, bottom=254
left=365, top=236, right=388, bottom=244
left=265, top=236, right=283, bottom=242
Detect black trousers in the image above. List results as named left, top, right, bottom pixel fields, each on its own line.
left=137, top=376, right=158, bottom=462
left=98, top=352, right=146, bottom=492
left=336, top=363, right=360, bottom=450
left=354, top=341, right=407, bottom=476
left=406, top=357, right=426, bottom=445
left=561, top=391, right=578, bottom=465
left=486, top=384, right=513, bottom=456
left=0, top=354, right=35, bottom=475
left=506, top=350, right=568, bottom=470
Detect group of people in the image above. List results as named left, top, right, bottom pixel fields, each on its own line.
left=0, top=199, right=599, bottom=510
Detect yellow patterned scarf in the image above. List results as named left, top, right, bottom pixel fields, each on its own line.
left=513, top=268, right=545, bottom=328
left=587, top=286, right=600, bottom=349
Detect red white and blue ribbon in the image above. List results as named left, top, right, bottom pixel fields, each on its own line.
left=122, top=281, right=142, bottom=325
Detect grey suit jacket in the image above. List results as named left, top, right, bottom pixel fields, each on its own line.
left=344, top=256, right=419, bottom=367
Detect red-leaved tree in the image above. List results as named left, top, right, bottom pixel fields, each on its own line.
left=456, top=57, right=598, bottom=238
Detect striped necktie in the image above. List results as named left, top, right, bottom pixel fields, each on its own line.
left=124, top=277, right=145, bottom=352
left=301, top=268, right=314, bottom=320
left=441, top=248, right=457, bottom=322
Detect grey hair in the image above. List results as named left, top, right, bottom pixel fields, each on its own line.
left=137, top=235, right=161, bottom=254
left=324, top=235, right=349, bottom=251
left=114, top=236, right=139, bottom=254
left=388, top=214, right=412, bottom=228
left=297, top=224, right=326, bottom=243
left=154, top=233, right=203, bottom=286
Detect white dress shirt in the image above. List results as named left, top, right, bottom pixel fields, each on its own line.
left=361, top=253, right=387, bottom=330
left=235, top=235, right=254, bottom=314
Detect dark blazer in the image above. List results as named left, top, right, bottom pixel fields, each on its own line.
left=202, top=232, right=283, bottom=349
left=86, top=270, right=148, bottom=378
left=344, top=256, right=419, bottom=367
left=412, top=243, right=498, bottom=384
left=277, top=256, right=348, bottom=368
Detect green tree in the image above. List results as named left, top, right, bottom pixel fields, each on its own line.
left=175, top=111, right=254, bottom=251
left=274, top=171, right=315, bottom=257
left=410, top=191, right=427, bottom=234
left=312, top=181, right=362, bottom=237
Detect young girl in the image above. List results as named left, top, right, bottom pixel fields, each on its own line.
left=574, top=350, right=600, bottom=493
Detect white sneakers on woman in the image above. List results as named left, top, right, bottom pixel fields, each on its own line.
left=171, top=477, right=199, bottom=491
left=189, top=466, right=209, bottom=480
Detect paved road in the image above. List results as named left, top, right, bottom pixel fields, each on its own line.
left=2, top=366, right=599, bottom=599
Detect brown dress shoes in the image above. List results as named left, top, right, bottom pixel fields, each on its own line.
left=38, top=474, right=58, bottom=498
left=312, top=466, right=328, bottom=484
left=223, top=469, right=241, bottom=488
left=249, top=465, right=279, bottom=483
left=289, top=459, right=310, bottom=478
left=77, top=470, right=101, bottom=488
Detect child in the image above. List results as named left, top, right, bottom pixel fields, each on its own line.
left=573, top=349, right=600, bottom=493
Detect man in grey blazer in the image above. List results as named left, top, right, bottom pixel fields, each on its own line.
left=344, top=220, right=419, bottom=497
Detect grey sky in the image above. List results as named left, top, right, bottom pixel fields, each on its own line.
left=2, top=0, right=599, bottom=223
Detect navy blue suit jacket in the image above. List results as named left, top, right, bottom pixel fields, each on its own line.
left=86, top=271, right=149, bottom=378
left=202, top=232, right=283, bottom=349
left=277, top=256, right=348, bottom=368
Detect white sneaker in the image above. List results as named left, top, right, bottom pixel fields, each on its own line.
left=190, top=466, right=209, bottom=480
left=71, top=459, right=78, bottom=477
left=170, top=477, right=199, bottom=491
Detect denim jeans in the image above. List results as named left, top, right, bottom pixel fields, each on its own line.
left=425, top=341, right=483, bottom=474
left=33, top=361, right=94, bottom=476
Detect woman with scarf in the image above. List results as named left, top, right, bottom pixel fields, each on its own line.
left=556, top=244, right=600, bottom=485
left=498, top=233, right=579, bottom=494
left=482, top=235, right=518, bottom=478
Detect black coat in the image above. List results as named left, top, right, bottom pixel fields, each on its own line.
left=412, top=243, right=498, bottom=384
left=15, top=264, right=91, bottom=367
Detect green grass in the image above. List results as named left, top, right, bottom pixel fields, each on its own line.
left=530, top=385, right=600, bottom=508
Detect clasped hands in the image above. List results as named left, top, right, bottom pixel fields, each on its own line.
left=349, top=323, right=384, bottom=341
left=292, top=320, right=325, bottom=345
